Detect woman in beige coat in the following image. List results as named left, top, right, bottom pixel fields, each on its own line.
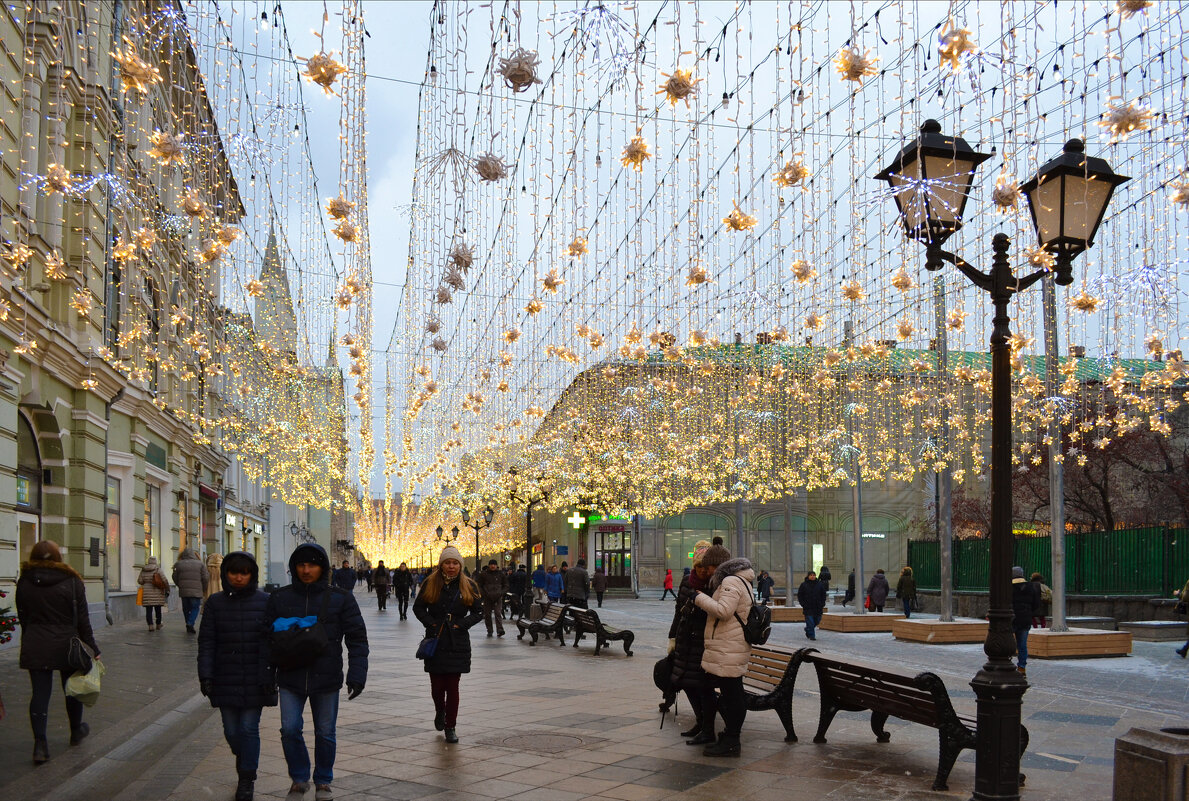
left=137, top=556, right=169, bottom=631
left=691, top=545, right=755, bottom=758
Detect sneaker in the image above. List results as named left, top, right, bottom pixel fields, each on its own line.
left=286, top=782, right=309, bottom=800
left=315, top=784, right=333, bottom=801
left=444, top=728, right=459, bottom=743
left=69, top=723, right=90, bottom=745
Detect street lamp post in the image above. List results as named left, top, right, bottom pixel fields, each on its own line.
left=461, top=505, right=495, bottom=573
left=510, top=469, right=550, bottom=614
left=876, top=120, right=1126, bottom=801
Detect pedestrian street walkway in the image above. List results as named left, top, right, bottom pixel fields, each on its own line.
left=3, top=594, right=1186, bottom=801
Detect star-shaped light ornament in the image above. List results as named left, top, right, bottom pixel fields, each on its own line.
left=833, top=45, right=878, bottom=83
left=890, top=266, right=916, bottom=292
left=541, top=269, right=564, bottom=294
left=474, top=152, right=510, bottom=183
left=325, top=195, right=355, bottom=221
left=336, top=288, right=354, bottom=310
left=841, top=280, right=865, bottom=302
left=45, top=251, right=67, bottom=281
left=70, top=288, right=93, bottom=317
left=216, top=225, right=239, bottom=247
left=1099, top=98, right=1155, bottom=142
left=112, top=39, right=162, bottom=96
left=896, top=318, right=916, bottom=341
left=773, top=158, right=809, bottom=189
left=503, top=327, right=521, bottom=344
left=620, top=135, right=652, bottom=172
left=333, top=219, right=360, bottom=243
left=1023, top=246, right=1056, bottom=270
left=1145, top=331, right=1164, bottom=357
left=246, top=279, right=265, bottom=297
left=148, top=130, right=185, bottom=165
left=991, top=172, right=1021, bottom=214
left=946, top=308, right=967, bottom=331
left=197, top=239, right=223, bottom=264
left=791, top=260, right=816, bottom=283
left=181, top=190, right=208, bottom=218
left=685, top=263, right=711, bottom=287
left=449, top=242, right=474, bottom=272
left=443, top=266, right=465, bottom=291
left=302, top=51, right=349, bottom=95
left=497, top=48, right=543, bottom=93
left=134, top=227, right=157, bottom=250
left=435, top=285, right=453, bottom=305
left=937, top=21, right=977, bottom=71
left=44, top=163, right=73, bottom=193
left=723, top=203, right=758, bottom=232
left=1116, top=0, right=1153, bottom=19
left=564, top=236, right=588, bottom=258
left=1168, top=174, right=1189, bottom=208
left=805, top=312, right=825, bottom=331
left=524, top=297, right=544, bottom=316
left=657, top=67, right=700, bottom=108
left=1069, top=291, right=1101, bottom=313
left=425, top=315, right=442, bottom=334
left=431, top=337, right=448, bottom=353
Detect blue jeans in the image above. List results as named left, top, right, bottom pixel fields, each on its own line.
left=182, top=596, right=202, bottom=627
left=220, top=706, right=262, bottom=774
left=804, top=613, right=820, bottom=639
left=279, top=688, right=339, bottom=785
left=1014, top=626, right=1030, bottom=668
left=902, top=598, right=913, bottom=618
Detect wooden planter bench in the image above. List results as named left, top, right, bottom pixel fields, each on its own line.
left=742, top=645, right=812, bottom=742
left=568, top=607, right=634, bottom=655
left=515, top=603, right=568, bottom=645
left=806, top=651, right=1029, bottom=791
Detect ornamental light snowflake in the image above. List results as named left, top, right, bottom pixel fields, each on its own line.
left=44, top=163, right=72, bottom=193
left=722, top=203, right=758, bottom=232
left=473, top=152, right=510, bottom=183
left=937, top=22, right=977, bottom=71
left=946, top=308, right=967, bottom=331
left=1099, top=98, right=1155, bottom=142
left=625, top=322, right=643, bottom=344
left=246, top=279, right=265, bottom=297
left=1069, top=291, right=1101, bottom=313
left=657, top=68, right=700, bottom=108
left=70, top=288, right=92, bottom=317
left=44, top=251, right=67, bottom=280
left=1023, top=246, right=1056, bottom=270
left=198, top=239, right=223, bottom=263
left=134, top=227, right=157, bottom=250
left=1168, top=176, right=1189, bottom=208
left=325, top=195, right=355, bottom=220
left=770, top=325, right=790, bottom=343
left=896, top=318, right=915, bottom=340
left=2, top=243, right=32, bottom=273
left=503, top=327, right=521, bottom=344
left=497, top=48, right=543, bottom=93
left=431, top=337, right=448, bottom=353
left=773, top=158, right=809, bottom=188
left=435, top=285, right=453, bottom=305
left=524, top=297, right=544, bottom=316
left=991, top=173, right=1021, bottom=213
left=841, top=280, right=865, bottom=301
left=620, top=135, right=652, bottom=172
left=449, top=242, right=474, bottom=272
left=333, top=219, right=360, bottom=242
left=148, top=130, right=185, bottom=165
left=833, top=45, right=878, bottom=83
left=112, top=39, right=161, bottom=96
left=335, top=288, right=354, bottom=310
left=215, top=225, right=239, bottom=246
left=443, top=266, right=465, bottom=291
left=890, top=266, right=916, bottom=292
left=541, top=269, right=564, bottom=294
left=1145, top=331, right=1163, bottom=355
left=685, top=263, right=711, bottom=287
left=181, top=190, right=208, bottom=218
left=1116, top=0, right=1153, bottom=19
left=790, top=260, right=817, bottom=283
left=302, top=51, right=348, bottom=95
left=425, top=315, right=442, bottom=334
left=805, top=311, right=825, bottom=330
left=564, top=236, right=588, bottom=257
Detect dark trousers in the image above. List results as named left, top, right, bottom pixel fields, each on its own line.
left=28, top=669, right=83, bottom=738
left=429, top=673, right=461, bottom=728
left=482, top=597, right=504, bottom=633
left=661, top=588, right=676, bottom=600
left=707, top=674, right=747, bottom=735
left=569, top=596, right=588, bottom=609
left=396, top=591, right=410, bottom=618
left=595, top=591, right=604, bottom=607
left=375, top=587, right=388, bottom=610
left=145, top=605, right=162, bottom=625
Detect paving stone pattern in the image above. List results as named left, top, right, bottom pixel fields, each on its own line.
left=2, top=594, right=1187, bottom=800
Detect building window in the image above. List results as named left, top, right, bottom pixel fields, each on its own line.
left=16, top=415, right=41, bottom=511
left=146, top=276, right=160, bottom=393
left=105, top=247, right=122, bottom=349
left=145, top=484, right=161, bottom=557
left=663, top=511, right=730, bottom=570
left=106, top=477, right=121, bottom=578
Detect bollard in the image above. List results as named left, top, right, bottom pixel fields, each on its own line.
left=1112, top=727, right=1189, bottom=801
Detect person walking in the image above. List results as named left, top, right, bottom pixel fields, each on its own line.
left=565, top=559, right=591, bottom=609
left=545, top=564, right=563, bottom=603
left=1011, top=566, right=1041, bottom=676
left=16, top=540, right=101, bottom=765
left=413, top=546, right=483, bottom=744
left=206, top=552, right=224, bottom=599
left=393, top=563, right=414, bottom=620
left=198, top=551, right=276, bottom=801
left=372, top=561, right=390, bottom=611
left=173, top=547, right=210, bottom=634
left=332, top=561, right=356, bottom=592
left=843, top=568, right=856, bottom=606
left=895, top=566, right=916, bottom=618
left=819, top=564, right=832, bottom=594
left=1030, top=572, right=1052, bottom=628
left=796, top=571, right=827, bottom=641
left=531, top=564, right=548, bottom=604
left=756, top=571, right=775, bottom=604
left=661, top=568, right=677, bottom=600
left=1176, top=576, right=1189, bottom=658
left=364, top=568, right=373, bottom=593
left=266, top=543, right=368, bottom=801
left=591, top=567, right=608, bottom=608
left=668, top=540, right=713, bottom=744
left=137, top=556, right=169, bottom=631
left=507, top=564, right=528, bottom=618
left=474, top=559, right=508, bottom=637
left=690, top=545, right=754, bottom=758
left=867, top=568, right=890, bottom=612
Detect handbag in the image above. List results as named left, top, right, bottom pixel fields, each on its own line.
left=136, top=586, right=144, bottom=606
left=270, top=587, right=332, bottom=671
left=152, top=569, right=168, bottom=593
left=864, top=595, right=872, bottom=610
left=66, top=659, right=106, bottom=707
left=67, top=583, right=95, bottom=674
left=415, top=586, right=458, bottom=660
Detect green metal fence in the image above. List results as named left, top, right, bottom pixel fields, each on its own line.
left=907, top=527, right=1189, bottom=596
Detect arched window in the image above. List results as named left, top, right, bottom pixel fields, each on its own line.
left=751, top=512, right=808, bottom=578
left=663, top=510, right=730, bottom=570
left=16, top=415, right=41, bottom=511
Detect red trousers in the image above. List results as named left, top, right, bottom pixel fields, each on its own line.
left=429, top=673, right=461, bottom=727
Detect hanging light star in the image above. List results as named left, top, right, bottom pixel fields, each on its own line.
left=773, top=158, right=809, bottom=188
left=937, top=21, right=977, bottom=71
left=723, top=203, right=758, bottom=232
left=620, top=135, right=652, bottom=172
left=301, top=51, right=349, bottom=95
left=497, top=48, right=543, bottom=93
left=833, top=45, right=878, bottom=83
left=148, top=130, right=186, bottom=165
left=112, top=38, right=162, bottom=96
left=1099, top=98, right=1155, bottom=142
left=657, top=67, right=700, bottom=107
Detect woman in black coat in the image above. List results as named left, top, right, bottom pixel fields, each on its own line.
left=198, top=552, right=276, bottom=801
left=668, top=541, right=715, bottom=745
left=412, top=546, right=483, bottom=744
left=16, top=540, right=101, bottom=765
left=392, top=563, right=414, bottom=621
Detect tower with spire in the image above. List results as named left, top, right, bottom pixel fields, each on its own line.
left=253, top=225, right=298, bottom=361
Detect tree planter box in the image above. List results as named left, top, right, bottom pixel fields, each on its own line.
left=1117, top=621, right=1187, bottom=641
left=771, top=606, right=804, bottom=623
left=892, top=617, right=988, bottom=644
left=819, top=611, right=899, bottom=632
left=1028, top=627, right=1132, bottom=658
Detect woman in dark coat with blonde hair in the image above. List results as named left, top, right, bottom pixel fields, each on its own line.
left=16, top=540, right=101, bottom=764
left=412, top=546, right=483, bottom=744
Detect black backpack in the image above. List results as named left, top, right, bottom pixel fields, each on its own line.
left=731, top=577, right=772, bottom=645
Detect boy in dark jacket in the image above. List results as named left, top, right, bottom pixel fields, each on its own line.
left=198, top=552, right=275, bottom=801
left=266, top=544, right=368, bottom=801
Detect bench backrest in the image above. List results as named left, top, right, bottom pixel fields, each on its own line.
left=541, top=604, right=566, bottom=623
left=810, top=654, right=940, bottom=727
left=742, top=645, right=796, bottom=696
left=569, top=608, right=600, bottom=627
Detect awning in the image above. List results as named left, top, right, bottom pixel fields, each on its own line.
left=198, top=482, right=220, bottom=501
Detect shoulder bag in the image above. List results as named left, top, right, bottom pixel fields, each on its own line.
left=416, top=587, right=458, bottom=660
left=270, top=587, right=332, bottom=671
left=67, top=582, right=95, bottom=674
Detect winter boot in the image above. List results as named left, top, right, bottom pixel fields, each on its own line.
left=444, top=728, right=459, bottom=744
left=70, top=722, right=90, bottom=745
left=235, top=770, right=256, bottom=801
left=686, top=725, right=716, bottom=746
left=702, top=732, right=741, bottom=758
left=680, top=715, right=704, bottom=738
left=33, top=738, right=49, bottom=764
left=1177, top=645, right=1187, bottom=658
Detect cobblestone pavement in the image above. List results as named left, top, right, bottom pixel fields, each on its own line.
left=2, top=594, right=1186, bottom=801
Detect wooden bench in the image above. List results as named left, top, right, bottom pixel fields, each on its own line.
left=807, top=652, right=1029, bottom=791
left=515, top=603, right=568, bottom=645
left=742, top=645, right=811, bottom=742
left=568, top=607, right=634, bottom=655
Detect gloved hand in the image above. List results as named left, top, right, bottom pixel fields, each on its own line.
left=667, top=638, right=676, bottom=654
left=346, top=683, right=363, bottom=700
left=199, top=679, right=214, bottom=698
left=259, top=684, right=276, bottom=698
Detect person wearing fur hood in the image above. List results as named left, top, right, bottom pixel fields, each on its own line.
left=690, top=545, right=754, bottom=758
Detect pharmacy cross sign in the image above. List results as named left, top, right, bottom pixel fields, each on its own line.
left=567, top=511, right=585, bottom=529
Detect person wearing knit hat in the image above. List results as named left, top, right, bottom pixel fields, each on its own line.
left=690, top=545, right=756, bottom=757
left=1010, top=565, right=1041, bottom=676
left=666, top=540, right=716, bottom=743
left=413, top=545, right=483, bottom=744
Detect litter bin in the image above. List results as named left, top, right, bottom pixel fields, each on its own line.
left=1113, top=727, right=1189, bottom=801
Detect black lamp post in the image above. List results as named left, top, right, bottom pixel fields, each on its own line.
left=875, top=120, right=1126, bottom=801
left=462, top=505, right=495, bottom=572
left=435, top=524, right=457, bottom=562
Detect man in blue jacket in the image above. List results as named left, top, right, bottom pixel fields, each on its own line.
left=332, top=560, right=356, bottom=591
left=531, top=564, right=548, bottom=604
left=266, top=543, right=368, bottom=801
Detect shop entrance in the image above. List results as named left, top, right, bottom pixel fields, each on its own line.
left=594, top=527, right=632, bottom=588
